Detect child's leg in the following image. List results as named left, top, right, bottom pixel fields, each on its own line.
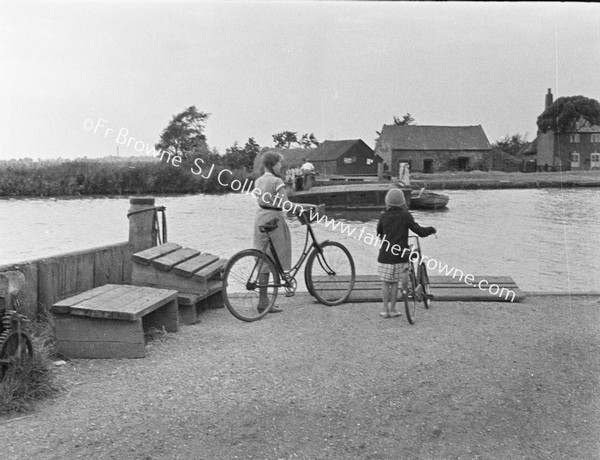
left=381, top=281, right=390, bottom=315
left=258, top=272, right=270, bottom=308
left=389, top=281, right=399, bottom=313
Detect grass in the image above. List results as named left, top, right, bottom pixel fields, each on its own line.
left=0, top=311, right=61, bottom=415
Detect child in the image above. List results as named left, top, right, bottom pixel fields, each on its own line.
left=376, top=188, right=436, bottom=318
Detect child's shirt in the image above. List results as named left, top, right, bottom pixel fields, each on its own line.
left=376, top=207, right=435, bottom=264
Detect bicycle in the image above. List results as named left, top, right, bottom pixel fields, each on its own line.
left=403, top=235, right=433, bottom=325
left=222, top=204, right=356, bottom=322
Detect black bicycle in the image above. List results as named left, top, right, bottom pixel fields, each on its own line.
left=404, top=236, right=433, bottom=325
left=222, top=204, right=356, bottom=322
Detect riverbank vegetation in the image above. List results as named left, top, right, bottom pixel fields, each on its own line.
left=0, top=156, right=254, bottom=197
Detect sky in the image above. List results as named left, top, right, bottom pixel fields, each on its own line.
left=1, top=1, right=599, bottom=160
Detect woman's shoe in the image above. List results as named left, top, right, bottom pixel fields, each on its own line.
left=388, top=311, right=402, bottom=318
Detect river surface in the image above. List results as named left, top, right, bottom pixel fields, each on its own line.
left=1, top=189, right=599, bottom=292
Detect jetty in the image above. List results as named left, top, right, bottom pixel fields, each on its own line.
left=0, top=195, right=525, bottom=363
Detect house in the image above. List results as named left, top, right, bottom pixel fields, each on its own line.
left=374, top=124, right=492, bottom=175
left=252, top=147, right=315, bottom=173
left=306, top=139, right=379, bottom=176
left=516, top=138, right=538, bottom=172
left=536, top=89, right=600, bottom=171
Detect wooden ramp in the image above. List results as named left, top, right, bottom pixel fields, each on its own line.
left=347, top=275, right=524, bottom=303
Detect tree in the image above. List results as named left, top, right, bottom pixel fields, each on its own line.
left=537, top=95, right=600, bottom=134
left=393, top=113, right=416, bottom=126
left=299, top=133, right=320, bottom=148
left=223, top=138, right=261, bottom=171
left=155, top=106, right=210, bottom=160
left=272, top=131, right=298, bottom=148
left=492, top=133, right=529, bottom=157
left=272, top=131, right=319, bottom=148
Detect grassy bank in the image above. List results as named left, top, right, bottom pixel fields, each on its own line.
left=0, top=159, right=253, bottom=197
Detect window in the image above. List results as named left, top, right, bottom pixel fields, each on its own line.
left=343, top=156, right=356, bottom=164
left=570, top=134, right=580, bottom=143
left=591, top=153, right=600, bottom=168
left=570, top=152, right=580, bottom=168
left=366, top=158, right=373, bottom=165
left=592, top=134, right=600, bottom=143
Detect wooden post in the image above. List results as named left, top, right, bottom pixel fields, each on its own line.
left=128, top=197, right=157, bottom=254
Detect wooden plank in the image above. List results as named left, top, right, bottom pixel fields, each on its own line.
left=171, top=253, right=219, bottom=278
left=429, top=275, right=516, bottom=285
left=152, top=248, right=200, bottom=272
left=52, top=284, right=119, bottom=314
left=356, top=274, right=517, bottom=285
left=94, top=245, right=126, bottom=286
left=69, top=286, right=178, bottom=321
left=132, top=263, right=208, bottom=295
left=54, top=314, right=144, bottom=342
left=132, top=242, right=181, bottom=266
left=348, top=287, right=524, bottom=303
left=193, top=258, right=227, bottom=282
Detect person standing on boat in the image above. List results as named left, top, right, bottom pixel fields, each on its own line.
left=376, top=188, right=436, bottom=318
left=301, top=158, right=315, bottom=190
left=398, top=162, right=410, bottom=187
left=253, top=152, right=292, bottom=313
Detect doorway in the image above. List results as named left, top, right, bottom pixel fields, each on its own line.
left=423, top=159, right=433, bottom=174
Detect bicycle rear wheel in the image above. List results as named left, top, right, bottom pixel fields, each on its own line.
left=305, top=241, right=355, bottom=306
left=404, top=264, right=418, bottom=325
left=222, top=249, right=279, bottom=322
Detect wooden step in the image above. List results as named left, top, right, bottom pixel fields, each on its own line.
left=172, top=253, right=220, bottom=278
left=193, top=258, right=227, bottom=282
left=132, top=243, right=181, bottom=265
left=152, top=248, right=200, bottom=271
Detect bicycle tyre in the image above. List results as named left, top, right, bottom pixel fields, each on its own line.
left=0, top=332, right=34, bottom=381
left=222, top=249, right=279, bottom=322
left=420, top=264, right=432, bottom=309
left=404, top=264, right=418, bottom=325
left=305, top=241, right=355, bottom=306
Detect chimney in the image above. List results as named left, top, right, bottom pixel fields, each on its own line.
left=545, top=88, right=553, bottom=109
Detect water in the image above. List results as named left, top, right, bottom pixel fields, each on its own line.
left=1, top=189, right=599, bottom=292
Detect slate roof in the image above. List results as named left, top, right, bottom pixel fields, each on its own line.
left=308, top=140, right=365, bottom=162
left=377, top=125, right=492, bottom=151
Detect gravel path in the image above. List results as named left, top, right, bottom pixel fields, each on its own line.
left=1, top=294, right=599, bottom=460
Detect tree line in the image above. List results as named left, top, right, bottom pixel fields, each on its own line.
left=4, top=96, right=599, bottom=197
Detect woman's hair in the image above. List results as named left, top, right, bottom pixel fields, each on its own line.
left=262, top=152, right=282, bottom=175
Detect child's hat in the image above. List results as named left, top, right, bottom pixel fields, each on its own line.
left=385, top=188, right=406, bottom=207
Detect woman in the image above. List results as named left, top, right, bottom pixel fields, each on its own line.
left=253, top=152, right=292, bottom=313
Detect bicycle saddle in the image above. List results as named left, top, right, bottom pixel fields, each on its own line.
left=259, top=219, right=279, bottom=233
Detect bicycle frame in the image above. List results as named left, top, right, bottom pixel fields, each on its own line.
left=262, top=221, right=323, bottom=288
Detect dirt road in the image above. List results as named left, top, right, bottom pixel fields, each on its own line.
left=1, top=294, right=599, bottom=459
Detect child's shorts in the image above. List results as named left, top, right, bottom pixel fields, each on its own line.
left=378, top=262, right=409, bottom=283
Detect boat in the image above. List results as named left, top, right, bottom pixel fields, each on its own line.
left=410, top=189, right=449, bottom=210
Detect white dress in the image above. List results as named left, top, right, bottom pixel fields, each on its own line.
left=252, top=172, right=292, bottom=270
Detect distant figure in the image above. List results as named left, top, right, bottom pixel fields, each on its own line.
left=294, top=167, right=303, bottom=191
left=376, top=189, right=436, bottom=319
left=301, top=158, right=315, bottom=190
left=398, top=163, right=410, bottom=187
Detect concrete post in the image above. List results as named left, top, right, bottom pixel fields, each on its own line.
left=128, top=197, right=157, bottom=254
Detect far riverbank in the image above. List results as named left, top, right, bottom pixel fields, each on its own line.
left=317, top=170, right=600, bottom=190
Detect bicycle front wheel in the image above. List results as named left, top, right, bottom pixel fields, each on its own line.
left=404, top=264, right=418, bottom=325
left=222, top=249, right=279, bottom=322
left=305, top=241, right=355, bottom=306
